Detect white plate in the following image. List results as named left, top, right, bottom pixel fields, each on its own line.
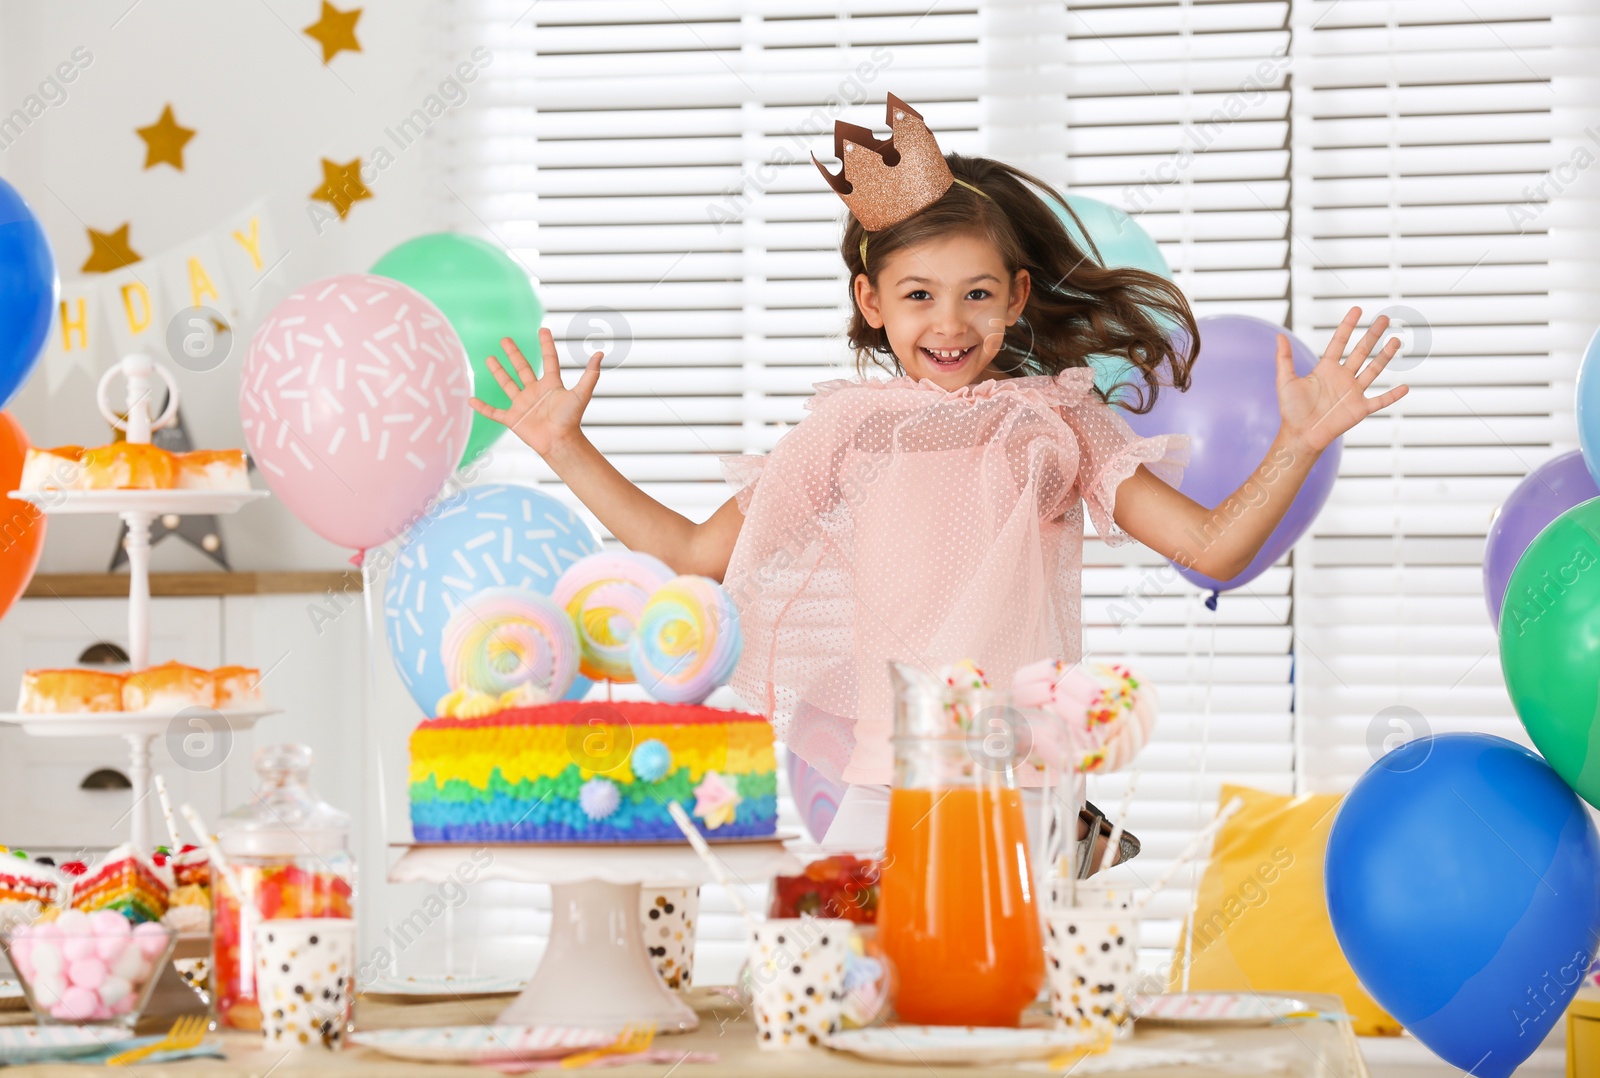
left=1134, top=992, right=1310, bottom=1027
left=6, top=489, right=268, bottom=515
left=348, top=1025, right=613, bottom=1063
left=0, top=706, right=279, bottom=739
left=0, top=1025, right=135, bottom=1063
left=822, top=1026, right=1098, bottom=1064
left=361, top=973, right=526, bottom=1001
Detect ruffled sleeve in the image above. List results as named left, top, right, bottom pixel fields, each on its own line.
left=717, top=453, right=767, bottom=515
left=1054, top=370, right=1191, bottom=547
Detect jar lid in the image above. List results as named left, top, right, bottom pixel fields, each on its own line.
left=218, top=743, right=351, bottom=857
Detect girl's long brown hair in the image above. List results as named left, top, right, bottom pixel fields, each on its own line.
left=840, top=152, right=1198, bottom=413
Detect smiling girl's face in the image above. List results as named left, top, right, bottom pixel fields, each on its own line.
left=853, top=230, right=1031, bottom=391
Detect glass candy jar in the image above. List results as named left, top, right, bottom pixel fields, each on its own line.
left=876, top=661, right=1045, bottom=1027
left=212, top=743, right=355, bottom=1030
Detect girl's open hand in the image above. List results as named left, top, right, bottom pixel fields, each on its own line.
left=1276, top=306, right=1410, bottom=455
left=469, top=327, right=603, bottom=458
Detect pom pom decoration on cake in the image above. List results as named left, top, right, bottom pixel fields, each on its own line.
left=439, top=587, right=579, bottom=709
left=1011, top=658, right=1156, bottom=774
left=552, top=551, right=676, bottom=683
left=629, top=575, right=743, bottom=705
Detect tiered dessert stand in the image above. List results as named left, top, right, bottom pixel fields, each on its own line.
left=389, top=838, right=802, bottom=1034
left=1, top=352, right=278, bottom=850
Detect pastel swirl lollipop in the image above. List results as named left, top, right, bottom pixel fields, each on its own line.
left=553, top=552, right=676, bottom=683
left=441, top=586, right=580, bottom=701
left=629, top=575, right=743, bottom=704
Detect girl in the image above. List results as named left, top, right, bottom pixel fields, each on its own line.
left=469, top=95, right=1409, bottom=858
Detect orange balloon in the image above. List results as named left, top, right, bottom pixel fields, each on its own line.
left=0, top=411, right=45, bottom=621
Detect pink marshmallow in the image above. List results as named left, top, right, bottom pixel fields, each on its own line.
left=66, top=957, right=108, bottom=989
left=94, top=935, right=129, bottom=963
left=30, top=940, right=63, bottom=975
left=55, top=985, right=99, bottom=1021
left=131, top=922, right=169, bottom=958
left=112, top=994, right=137, bottom=1015
left=29, top=921, right=60, bottom=941
left=54, top=910, right=91, bottom=935
left=89, top=910, right=131, bottom=937
left=60, top=936, right=96, bottom=962
left=98, top=975, right=132, bottom=1006
left=9, top=937, right=34, bottom=978
left=32, top=973, right=66, bottom=1007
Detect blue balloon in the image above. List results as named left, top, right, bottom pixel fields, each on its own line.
left=1327, top=733, right=1600, bottom=1077
left=0, top=176, right=57, bottom=410
left=386, top=483, right=601, bottom=715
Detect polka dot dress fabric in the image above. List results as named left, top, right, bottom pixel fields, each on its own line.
left=718, top=368, right=1190, bottom=786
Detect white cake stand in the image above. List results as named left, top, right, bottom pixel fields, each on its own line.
left=388, top=838, right=803, bottom=1034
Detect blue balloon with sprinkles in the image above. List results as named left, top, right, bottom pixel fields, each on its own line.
left=386, top=483, right=602, bottom=716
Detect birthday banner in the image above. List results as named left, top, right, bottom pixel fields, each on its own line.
left=41, top=198, right=285, bottom=393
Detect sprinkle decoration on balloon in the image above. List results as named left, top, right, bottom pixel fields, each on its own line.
left=552, top=552, right=676, bottom=684
left=629, top=575, right=743, bottom=705
left=440, top=586, right=581, bottom=704
left=1012, top=658, right=1156, bottom=773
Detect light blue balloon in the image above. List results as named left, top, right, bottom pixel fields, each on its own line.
left=386, top=483, right=601, bottom=715
left=1574, top=323, right=1600, bottom=487
left=1049, top=194, right=1176, bottom=404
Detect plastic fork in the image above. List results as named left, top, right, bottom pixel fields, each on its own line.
left=105, top=1014, right=209, bottom=1067
left=558, top=1023, right=656, bottom=1069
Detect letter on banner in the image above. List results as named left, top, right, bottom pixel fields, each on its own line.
left=221, top=199, right=280, bottom=318
left=160, top=233, right=235, bottom=323
left=101, top=266, right=167, bottom=360
left=44, top=280, right=105, bottom=394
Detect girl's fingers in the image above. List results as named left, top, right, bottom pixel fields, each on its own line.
left=1368, top=383, right=1409, bottom=413
left=1354, top=337, right=1401, bottom=387
left=486, top=353, right=521, bottom=396
left=538, top=326, right=562, bottom=383
left=1345, top=314, right=1390, bottom=368
left=1321, top=307, right=1360, bottom=366
left=468, top=397, right=508, bottom=424
left=503, top=335, right=538, bottom=385
left=572, top=350, right=603, bottom=406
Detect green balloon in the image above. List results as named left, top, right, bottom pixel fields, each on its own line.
left=1498, top=496, right=1600, bottom=808
left=1049, top=195, right=1176, bottom=405
left=371, top=233, right=544, bottom=468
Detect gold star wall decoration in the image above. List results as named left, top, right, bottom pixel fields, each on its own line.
left=82, top=224, right=142, bottom=274
left=310, top=157, right=372, bottom=220
left=303, top=2, right=362, bottom=64
left=135, top=104, right=196, bottom=170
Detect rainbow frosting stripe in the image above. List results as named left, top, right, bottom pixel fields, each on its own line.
left=409, top=700, right=778, bottom=843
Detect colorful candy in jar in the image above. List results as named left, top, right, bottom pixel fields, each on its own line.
left=768, top=855, right=880, bottom=924
left=212, top=863, right=354, bottom=1030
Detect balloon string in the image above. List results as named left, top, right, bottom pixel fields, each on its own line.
left=1182, top=592, right=1219, bottom=993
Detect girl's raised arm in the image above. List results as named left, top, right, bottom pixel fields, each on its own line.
left=470, top=327, right=744, bottom=581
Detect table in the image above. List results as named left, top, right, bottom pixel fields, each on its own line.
left=1, top=990, right=1371, bottom=1076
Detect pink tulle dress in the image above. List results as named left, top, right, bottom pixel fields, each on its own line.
left=718, top=365, right=1190, bottom=788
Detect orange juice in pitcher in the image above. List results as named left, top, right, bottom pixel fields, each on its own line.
left=876, top=662, right=1044, bottom=1026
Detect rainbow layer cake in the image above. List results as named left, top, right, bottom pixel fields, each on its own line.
left=409, top=700, right=777, bottom=842
left=68, top=844, right=172, bottom=924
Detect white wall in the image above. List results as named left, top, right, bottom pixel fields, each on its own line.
left=0, top=0, right=468, bottom=571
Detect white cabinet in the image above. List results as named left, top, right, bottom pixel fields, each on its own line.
left=0, top=597, right=225, bottom=851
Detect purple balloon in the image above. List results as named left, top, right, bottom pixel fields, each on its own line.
left=1483, top=450, right=1600, bottom=631
left=1122, top=314, right=1342, bottom=593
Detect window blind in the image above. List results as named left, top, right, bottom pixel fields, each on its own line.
left=1291, top=0, right=1570, bottom=801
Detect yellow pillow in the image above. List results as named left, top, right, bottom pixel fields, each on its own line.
left=1165, top=783, right=1401, bottom=1037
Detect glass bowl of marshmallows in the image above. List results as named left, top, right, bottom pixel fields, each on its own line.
left=1, top=912, right=177, bottom=1026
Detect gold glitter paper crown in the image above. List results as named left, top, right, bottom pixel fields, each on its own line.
left=812, top=93, right=992, bottom=268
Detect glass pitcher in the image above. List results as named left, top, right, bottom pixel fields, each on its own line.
left=876, top=662, right=1045, bottom=1026
left=212, top=744, right=355, bottom=1030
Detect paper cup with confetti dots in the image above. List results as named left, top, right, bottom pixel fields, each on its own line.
left=1045, top=907, right=1138, bottom=1042
left=639, top=885, right=699, bottom=991
left=748, top=917, right=852, bottom=1049
left=253, top=919, right=356, bottom=1050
